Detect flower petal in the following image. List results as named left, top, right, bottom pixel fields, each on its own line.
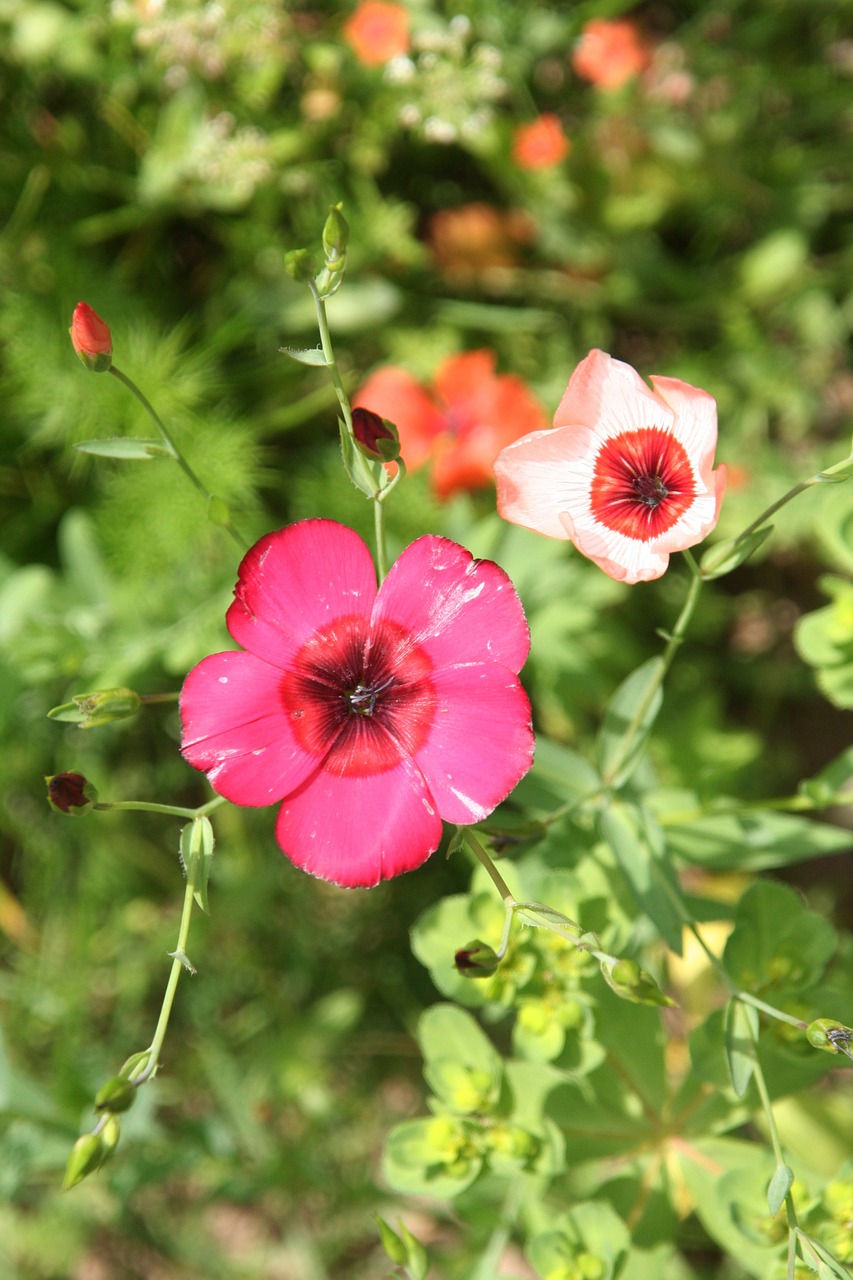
left=413, top=664, right=534, bottom=823
left=495, top=424, right=597, bottom=540
left=275, top=754, right=442, bottom=887
left=554, top=348, right=672, bottom=438
left=226, top=520, right=377, bottom=669
left=373, top=535, right=530, bottom=672
left=180, top=650, right=327, bottom=805
left=649, top=375, right=719, bottom=475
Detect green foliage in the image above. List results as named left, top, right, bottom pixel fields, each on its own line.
left=4, top=0, right=853, bottom=1276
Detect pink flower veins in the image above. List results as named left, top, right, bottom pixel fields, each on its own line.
left=180, top=520, right=534, bottom=887
left=494, top=349, right=726, bottom=584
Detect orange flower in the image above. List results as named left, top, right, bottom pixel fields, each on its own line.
left=426, top=203, right=535, bottom=280
left=572, top=18, right=651, bottom=90
left=343, top=1, right=409, bottom=66
left=353, top=350, right=547, bottom=501
left=511, top=115, right=570, bottom=170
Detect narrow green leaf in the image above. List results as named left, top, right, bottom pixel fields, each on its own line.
left=599, top=800, right=684, bottom=953
left=700, top=526, right=773, bottom=579
left=723, top=998, right=759, bottom=1098
left=597, top=657, right=664, bottom=787
left=766, top=1163, right=794, bottom=1216
left=278, top=344, right=330, bottom=366
left=74, top=437, right=173, bottom=460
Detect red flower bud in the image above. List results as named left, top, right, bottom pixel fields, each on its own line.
left=70, top=302, right=112, bottom=372
left=351, top=406, right=400, bottom=461
left=46, top=771, right=98, bottom=815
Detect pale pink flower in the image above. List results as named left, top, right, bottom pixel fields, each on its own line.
left=180, top=520, right=533, bottom=887
left=494, top=350, right=726, bottom=584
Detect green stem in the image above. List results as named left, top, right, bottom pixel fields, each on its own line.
left=702, top=449, right=853, bottom=576
left=94, top=795, right=228, bottom=820
left=108, top=365, right=247, bottom=552
left=308, top=280, right=390, bottom=579
left=602, top=550, right=704, bottom=786
left=463, top=829, right=515, bottom=903
left=130, top=838, right=201, bottom=1086
left=686, top=922, right=808, bottom=1031
left=138, top=691, right=180, bottom=705
left=658, top=788, right=853, bottom=825
left=745, top=1018, right=801, bottom=1266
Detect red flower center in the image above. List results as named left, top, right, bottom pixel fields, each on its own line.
left=589, top=427, right=696, bottom=540
left=282, top=615, right=436, bottom=778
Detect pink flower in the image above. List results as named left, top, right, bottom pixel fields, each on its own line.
left=343, top=1, right=409, bottom=66
left=180, top=520, right=534, bottom=887
left=494, top=350, right=726, bottom=584
left=353, top=350, right=548, bottom=500
left=572, top=18, right=651, bottom=90
left=511, top=115, right=571, bottom=170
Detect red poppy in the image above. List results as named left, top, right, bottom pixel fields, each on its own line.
left=511, top=115, right=571, bottom=170
left=572, top=18, right=651, bottom=90
left=343, top=1, right=409, bottom=66
left=353, top=350, right=547, bottom=500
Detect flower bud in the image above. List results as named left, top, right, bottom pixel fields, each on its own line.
left=322, top=202, right=349, bottom=267
left=100, top=1114, right=121, bottom=1160
left=63, top=1132, right=105, bottom=1189
left=351, top=407, right=401, bottom=462
left=95, top=1075, right=137, bottom=1114
left=605, top=958, right=675, bottom=1007
left=284, top=248, right=317, bottom=282
left=48, top=688, right=141, bottom=729
left=70, top=302, right=112, bottom=372
left=806, top=1018, right=853, bottom=1058
left=46, top=771, right=98, bottom=815
left=454, top=938, right=500, bottom=977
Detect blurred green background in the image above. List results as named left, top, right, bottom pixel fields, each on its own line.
left=1, top=1, right=852, bottom=1276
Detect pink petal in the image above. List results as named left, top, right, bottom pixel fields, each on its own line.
left=559, top=511, right=671, bottom=583
left=226, top=520, right=377, bottom=669
left=372, top=535, right=530, bottom=672
left=554, top=349, right=670, bottom=436
left=649, top=375, right=719, bottom=476
left=180, top=650, right=325, bottom=805
left=413, top=664, right=534, bottom=823
left=275, top=754, right=443, bottom=887
left=494, top=424, right=597, bottom=540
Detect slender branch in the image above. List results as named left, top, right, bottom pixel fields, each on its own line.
left=94, top=795, right=228, bottom=820
left=129, top=840, right=201, bottom=1085
left=108, top=365, right=247, bottom=552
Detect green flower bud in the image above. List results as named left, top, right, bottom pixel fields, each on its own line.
left=806, top=1018, right=853, bottom=1058
left=48, top=688, right=141, bottom=729
left=95, top=1076, right=137, bottom=1114
left=284, top=248, right=317, bottom=282
left=605, top=958, right=676, bottom=1007
left=63, top=1132, right=105, bottom=1189
left=454, top=938, right=500, bottom=978
left=373, top=1215, right=408, bottom=1267
left=100, top=1114, right=121, bottom=1160
left=322, top=202, right=349, bottom=266
left=119, top=1050, right=152, bottom=1081
left=46, top=771, right=98, bottom=815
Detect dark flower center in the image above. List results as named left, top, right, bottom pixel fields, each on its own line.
left=282, top=615, right=436, bottom=778
left=590, top=427, right=696, bottom=540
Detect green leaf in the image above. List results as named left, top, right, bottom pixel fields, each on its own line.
left=700, top=525, right=773, bottom=579
left=418, top=1005, right=502, bottom=1083
left=599, top=800, right=684, bottom=953
left=660, top=803, right=852, bottom=871
left=766, top=1163, right=794, bottom=1216
left=74, top=437, right=173, bottom=459
left=723, top=998, right=759, bottom=1098
left=597, top=657, right=664, bottom=787
left=723, top=880, right=837, bottom=995
left=278, top=344, right=330, bottom=366
left=527, top=1201, right=630, bottom=1280
left=382, top=1118, right=482, bottom=1199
